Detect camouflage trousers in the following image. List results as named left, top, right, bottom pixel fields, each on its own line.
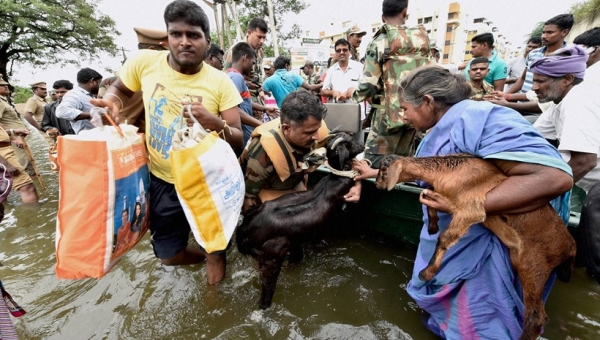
left=364, top=107, right=416, bottom=168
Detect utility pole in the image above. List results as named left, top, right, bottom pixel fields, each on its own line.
left=266, top=0, right=279, bottom=57
left=120, top=47, right=130, bottom=65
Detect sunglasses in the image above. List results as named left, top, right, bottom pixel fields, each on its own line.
left=335, top=48, right=349, bottom=53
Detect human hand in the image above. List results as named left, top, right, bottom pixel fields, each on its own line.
left=419, top=188, right=452, bottom=213
left=11, top=136, right=24, bottom=148
left=352, top=160, right=378, bottom=181
left=345, top=88, right=356, bottom=99
left=183, top=99, right=220, bottom=129
left=344, top=181, right=362, bottom=203
left=90, top=98, right=121, bottom=124
left=13, top=129, right=30, bottom=137
left=246, top=80, right=259, bottom=90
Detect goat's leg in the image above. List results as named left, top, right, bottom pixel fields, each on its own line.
left=287, top=242, right=304, bottom=264
left=513, top=261, right=551, bottom=340
left=427, top=206, right=440, bottom=235
left=257, top=237, right=289, bottom=309
left=419, top=202, right=486, bottom=282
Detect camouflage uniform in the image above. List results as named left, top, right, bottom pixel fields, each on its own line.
left=469, top=80, right=494, bottom=101
left=240, top=119, right=329, bottom=200
left=349, top=45, right=360, bottom=61
left=304, top=73, right=320, bottom=85
left=355, top=24, right=431, bottom=167
left=224, top=42, right=264, bottom=119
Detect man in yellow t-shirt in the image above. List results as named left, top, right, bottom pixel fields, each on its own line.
left=92, top=0, right=243, bottom=285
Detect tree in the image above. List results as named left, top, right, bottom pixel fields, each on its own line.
left=10, top=85, right=32, bottom=104
left=0, top=0, right=120, bottom=83
left=526, top=22, right=544, bottom=43
left=205, top=0, right=307, bottom=57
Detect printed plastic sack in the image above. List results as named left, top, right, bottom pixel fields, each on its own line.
left=55, top=124, right=150, bottom=279
left=170, top=106, right=244, bottom=253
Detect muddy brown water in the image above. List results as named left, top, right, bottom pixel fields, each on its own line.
left=1, top=134, right=599, bottom=340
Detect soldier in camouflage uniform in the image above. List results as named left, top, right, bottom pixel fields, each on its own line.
left=224, top=18, right=268, bottom=120
left=239, top=89, right=329, bottom=213
left=346, top=24, right=367, bottom=61
left=355, top=0, right=431, bottom=167
left=301, top=60, right=321, bottom=85
left=467, top=57, right=494, bottom=100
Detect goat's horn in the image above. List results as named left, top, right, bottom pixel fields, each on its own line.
left=330, top=136, right=344, bottom=150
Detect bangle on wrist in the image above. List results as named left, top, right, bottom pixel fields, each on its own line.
left=104, top=93, right=124, bottom=110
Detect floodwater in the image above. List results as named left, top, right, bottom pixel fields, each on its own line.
left=1, top=134, right=600, bottom=340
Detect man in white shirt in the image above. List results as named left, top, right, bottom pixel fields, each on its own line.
left=321, top=38, right=363, bottom=103
left=56, top=68, right=103, bottom=134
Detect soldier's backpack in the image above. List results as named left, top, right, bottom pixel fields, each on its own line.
left=378, top=24, right=431, bottom=132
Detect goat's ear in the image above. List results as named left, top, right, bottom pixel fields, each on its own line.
left=386, top=161, right=403, bottom=191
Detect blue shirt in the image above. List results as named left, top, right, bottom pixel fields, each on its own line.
left=464, top=50, right=508, bottom=86
left=263, top=69, right=305, bottom=107
left=55, top=86, right=96, bottom=134
left=522, top=42, right=567, bottom=93
left=227, top=69, right=254, bottom=146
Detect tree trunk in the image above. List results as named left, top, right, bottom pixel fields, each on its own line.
left=266, top=0, right=279, bottom=57
left=222, top=3, right=232, bottom=47
left=227, top=0, right=243, bottom=42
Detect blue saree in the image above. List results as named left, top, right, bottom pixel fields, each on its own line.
left=407, top=100, right=572, bottom=339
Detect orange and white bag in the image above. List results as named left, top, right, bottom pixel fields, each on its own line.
left=55, top=124, right=150, bottom=279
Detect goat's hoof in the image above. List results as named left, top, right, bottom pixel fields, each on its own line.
left=259, top=301, right=271, bottom=310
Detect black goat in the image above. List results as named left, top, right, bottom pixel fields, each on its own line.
left=236, top=132, right=364, bottom=309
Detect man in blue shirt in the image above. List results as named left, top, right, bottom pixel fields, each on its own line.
left=464, top=32, right=508, bottom=91
left=507, top=14, right=574, bottom=94
left=226, top=42, right=265, bottom=150
left=262, top=56, right=322, bottom=107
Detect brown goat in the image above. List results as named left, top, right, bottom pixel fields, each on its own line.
left=376, top=154, right=576, bottom=340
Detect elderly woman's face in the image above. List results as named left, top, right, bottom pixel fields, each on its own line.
left=400, top=98, right=436, bottom=131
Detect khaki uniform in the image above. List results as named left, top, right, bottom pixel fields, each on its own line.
left=469, top=80, right=495, bottom=100
left=24, top=95, right=47, bottom=123
left=0, top=128, right=33, bottom=191
left=355, top=24, right=431, bottom=167
left=240, top=119, right=329, bottom=202
left=349, top=45, right=360, bottom=61
left=0, top=96, right=31, bottom=170
left=224, top=42, right=265, bottom=119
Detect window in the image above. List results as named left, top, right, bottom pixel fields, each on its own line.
left=446, top=26, right=453, bottom=32
left=427, top=30, right=431, bottom=34
left=418, top=18, right=423, bottom=24
left=445, top=40, right=451, bottom=45
left=465, top=51, right=471, bottom=55
left=448, top=13, right=455, bottom=19
left=443, top=54, right=449, bottom=59
left=424, top=17, right=432, bottom=24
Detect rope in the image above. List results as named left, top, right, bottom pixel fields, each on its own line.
left=323, top=162, right=360, bottom=179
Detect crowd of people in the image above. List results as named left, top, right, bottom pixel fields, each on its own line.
left=1, top=0, right=599, bottom=338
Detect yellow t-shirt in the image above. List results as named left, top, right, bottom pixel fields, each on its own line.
left=119, top=50, right=242, bottom=183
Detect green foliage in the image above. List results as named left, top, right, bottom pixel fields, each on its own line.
left=211, top=0, right=307, bottom=51
left=11, top=85, right=32, bottom=104
left=526, top=22, right=544, bottom=43
left=0, top=0, right=120, bottom=81
left=570, top=0, right=600, bottom=25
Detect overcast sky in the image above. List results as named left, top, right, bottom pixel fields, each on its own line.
left=12, top=0, right=581, bottom=86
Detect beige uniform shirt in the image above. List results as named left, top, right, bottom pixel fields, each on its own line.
left=24, top=95, right=47, bottom=123
left=0, top=96, right=28, bottom=130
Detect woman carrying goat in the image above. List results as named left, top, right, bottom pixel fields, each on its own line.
left=353, top=66, right=573, bottom=339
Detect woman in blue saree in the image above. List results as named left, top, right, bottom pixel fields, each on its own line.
left=355, top=66, right=573, bottom=339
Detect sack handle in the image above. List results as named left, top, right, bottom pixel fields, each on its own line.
left=179, top=104, right=210, bottom=136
